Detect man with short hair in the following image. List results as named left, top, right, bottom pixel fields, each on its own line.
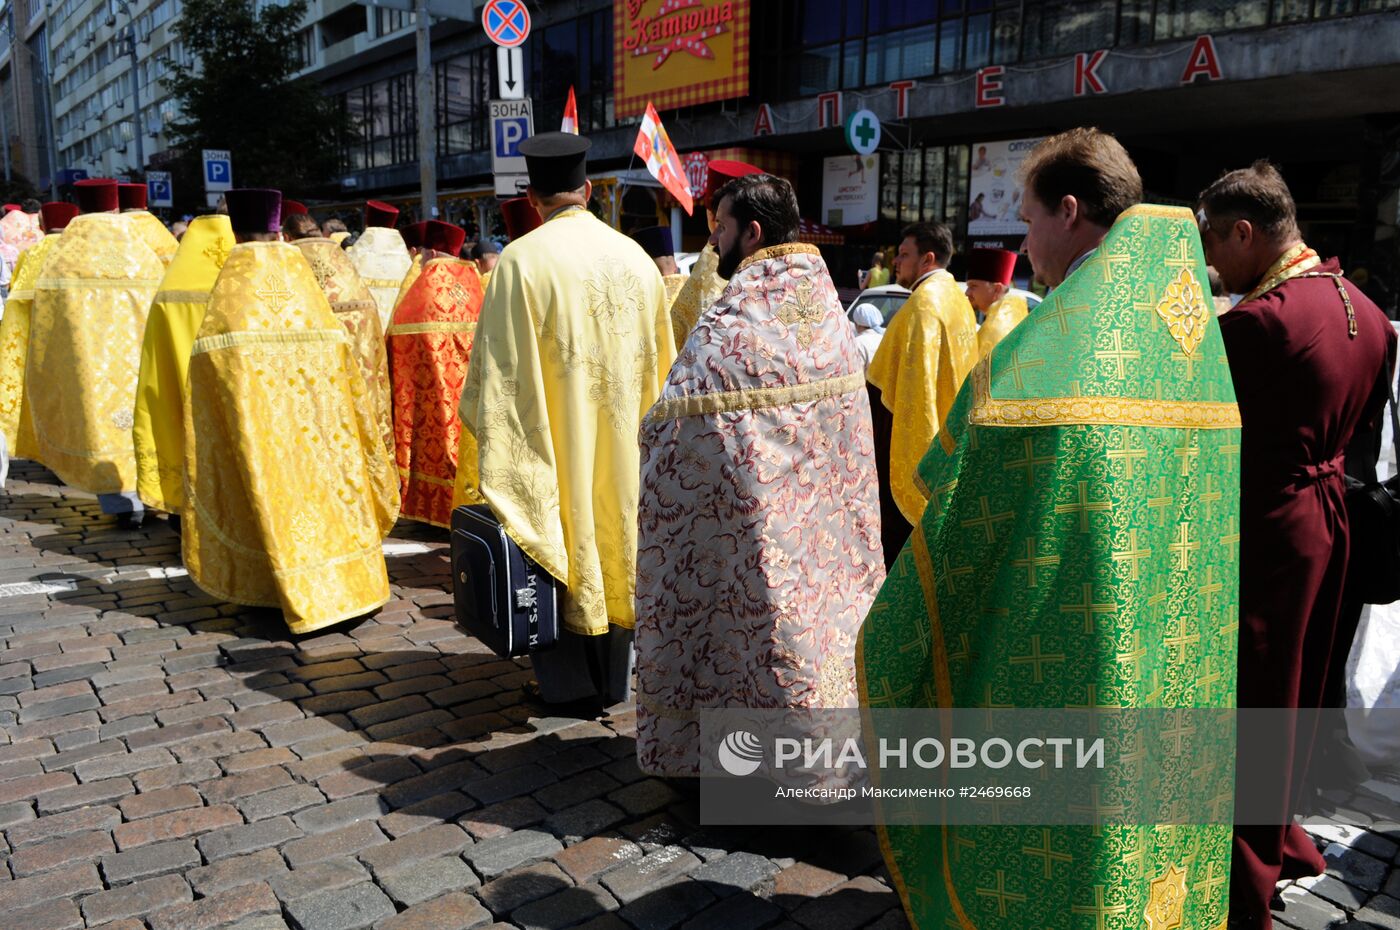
left=322, top=217, right=349, bottom=244
left=470, top=239, right=499, bottom=288
left=865, top=221, right=978, bottom=565
left=1199, top=161, right=1396, bottom=929
left=859, top=127, right=1240, bottom=928
left=635, top=173, right=883, bottom=776
left=183, top=188, right=398, bottom=633
left=282, top=212, right=321, bottom=240
left=964, top=246, right=1027, bottom=359
left=630, top=225, right=686, bottom=309
left=456, top=132, right=675, bottom=706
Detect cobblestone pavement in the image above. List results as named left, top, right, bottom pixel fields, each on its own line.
left=0, top=460, right=1397, bottom=930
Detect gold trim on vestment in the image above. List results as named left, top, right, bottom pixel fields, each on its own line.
left=330, top=299, right=379, bottom=315
left=968, top=357, right=1241, bottom=429
left=735, top=242, right=822, bottom=276
left=154, top=289, right=213, bottom=304
left=192, top=329, right=349, bottom=356
left=386, top=320, right=478, bottom=336
left=362, top=277, right=405, bottom=289
left=37, top=277, right=163, bottom=289
left=7, top=288, right=33, bottom=300
left=644, top=371, right=865, bottom=425
left=1240, top=243, right=1320, bottom=304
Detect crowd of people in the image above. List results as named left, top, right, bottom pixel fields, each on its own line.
left=0, top=126, right=1395, bottom=930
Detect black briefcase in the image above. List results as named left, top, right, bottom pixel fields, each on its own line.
left=450, top=504, right=561, bottom=658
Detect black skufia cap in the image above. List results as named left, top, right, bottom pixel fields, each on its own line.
left=631, top=225, right=674, bottom=259
left=518, top=132, right=591, bottom=195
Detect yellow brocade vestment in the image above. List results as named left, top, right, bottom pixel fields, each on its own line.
left=347, top=227, right=413, bottom=329
left=29, top=215, right=163, bottom=493
left=667, top=243, right=723, bottom=351
left=456, top=207, right=676, bottom=635
left=0, top=233, right=60, bottom=458
left=866, top=269, right=978, bottom=525
left=661, top=272, right=687, bottom=311
left=975, top=291, right=1029, bottom=360
left=126, top=211, right=179, bottom=264
left=294, top=237, right=395, bottom=460
left=132, top=215, right=235, bottom=513
left=183, top=242, right=399, bottom=633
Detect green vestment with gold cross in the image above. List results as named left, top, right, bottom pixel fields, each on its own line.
left=857, top=205, right=1240, bottom=930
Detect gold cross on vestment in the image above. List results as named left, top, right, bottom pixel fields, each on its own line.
left=932, top=479, right=959, bottom=518
left=1116, top=630, right=1147, bottom=678
left=1112, top=529, right=1152, bottom=581
left=1069, top=683, right=1118, bottom=710
left=1148, top=477, right=1175, bottom=524
left=898, top=621, right=932, bottom=658
left=1164, top=612, right=1201, bottom=653
left=1194, top=858, right=1229, bottom=899
left=1002, top=349, right=1045, bottom=391
left=1219, top=518, right=1240, bottom=557
left=1096, top=330, right=1141, bottom=380
left=256, top=274, right=295, bottom=315
left=1072, top=884, right=1128, bottom=930
left=1069, top=788, right=1128, bottom=838
left=776, top=277, right=823, bottom=348
left=1172, top=348, right=1200, bottom=380
left=1121, top=831, right=1149, bottom=877
left=1056, top=480, right=1111, bottom=533
left=952, top=829, right=977, bottom=863
left=1061, top=583, right=1115, bottom=634
left=1011, top=536, right=1060, bottom=588
left=1169, top=522, right=1200, bottom=571
left=978, top=683, right=1012, bottom=710
left=1101, top=249, right=1133, bottom=282
left=1009, top=634, right=1066, bottom=684
left=1041, top=300, right=1089, bottom=335
left=1197, top=565, right=1224, bottom=615
left=1219, top=440, right=1241, bottom=459
left=1146, top=576, right=1169, bottom=615
left=962, top=496, right=1014, bottom=544
left=1162, top=707, right=1196, bottom=756
left=1196, top=654, right=1223, bottom=703
left=1003, top=437, right=1055, bottom=484
left=1166, top=236, right=1197, bottom=271
left=1145, top=669, right=1167, bottom=706
left=947, top=632, right=977, bottom=669
left=939, top=555, right=974, bottom=597
left=1174, top=432, right=1201, bottom=476
left=866, top=676, right=912, bottom=708
left=1120, top=732, right=1148, bottom=778
left=1107, top=432, right=1149, bottom=480
left=1199, top=474, right=1223, bottom=519
left=975, top=870, right=1027, bottom=918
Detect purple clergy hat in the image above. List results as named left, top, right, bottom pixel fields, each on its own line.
left=225, top=188, right=283, bottom=234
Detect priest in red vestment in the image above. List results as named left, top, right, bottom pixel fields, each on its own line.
left=1199, top=161, right=1397, bottom=930
left=385, top=219, right=483, bottom=527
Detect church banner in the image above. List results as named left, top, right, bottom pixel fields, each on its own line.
left=614, top=0, right=750, bottom=118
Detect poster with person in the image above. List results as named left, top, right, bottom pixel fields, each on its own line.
left=968, top=137, right=1045, bottom=236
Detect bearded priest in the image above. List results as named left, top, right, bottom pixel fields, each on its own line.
left=182, top=189, right=398, bottom=633
left=347, top=200, right=413, bottom=329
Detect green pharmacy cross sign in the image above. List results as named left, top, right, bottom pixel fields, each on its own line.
left=845, top=108, right=882, bottom=156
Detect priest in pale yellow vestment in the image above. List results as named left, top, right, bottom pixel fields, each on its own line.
left=667, top=159, right=762, bottom=350
left=119, top=183, right=178, bottom=265
left=30, top=180, right=163, bottom=527
left=132, top=214, right=235, bottom=515
left=0, top=201, right=77, bottom=464
left=182, top=189, right=398, bottom=633
left=866, top=221, right=978, bottom=566
left=964, top=246, right=1030, bottom=359
left=346, top=200, right=412, bottom=328
left=456, top=133, right=674, bottom=705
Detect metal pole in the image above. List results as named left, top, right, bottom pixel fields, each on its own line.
left=0, top=88, right=12, bottom=184
left=38, top=0, right=58, bottom=199
left=126, top=29, right=143, bottom=172
left=414, top=0, right=436, bottom=219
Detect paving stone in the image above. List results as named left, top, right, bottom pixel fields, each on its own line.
left=9, top=804, right=121, bottom=845
left=600, top=846, right=702, bottom=905
left=126, top=716, right=233, bottom=751
left=0, top=798, right=35, bottom=827
left=378, top=791, right=475, bottom=838
left=378, top=856, right=481, bottom=906
left=465, top=764, right=557, bottom=806
left=79, top=873, right=193, bottom=925
left=617, top=880, right=718, bottom=930
left=200, top=767, right=296, bottom=805
left=545, top=800, right=626, bottom=842
left=188, top=849, right=291, bottom=897
left=359, top=823, right=473, bottom=877
left=0, top=862, right=103, bottom=910
left=1355, top=894, right=1400, bottom=930
left=318, top=757, right=421, bottom=800
left=294, top=794, right=388, bottom=834
left=459, top=797, right=549, bottom=840
left=554, top=836, right=644, bottom=885
left=465, top=829, right=564, bottom=880
left=480, top=862, right=573, bottom=915
left=381, top=760, right=482, bottom=809
left=119, top=784, right=204, bottom=820
left=136, top=759, right=225, bottom=792
left=0, top=769, right=74, bottom=803
left=10, top=830, right=115, bottom=877
left=146, top=881, right=282, bottom=930
left=74, top=747, right=177, bottom=783
left=1325, top=842, right=1390, bottom=892
left=198, top=815, right=303, bottom=862
left=772, top=863, right=846, bottom=901
left=681, top=894, right=784, bottom=930
left=512, top=883, right=617, bottom=930
left=1299, top=874, right=1370, bottom=910
left=2, top=898, right=84, bottom=930
left=270, top=859, right=372, bottom=901
left=789, top=876, right=896, bottom=930
left=1278, top=886, right=1348, bottom=930
left=375, top=892, right=494, bottom=930
left=283, top=820, right=389, bottom=868
left=113, top=802, right=243, bottom=850
left=236, top=783, right=326, bottom=821
left=689, top=853, right=780, bottom=896
left=284, top=881, right=396, bottom=930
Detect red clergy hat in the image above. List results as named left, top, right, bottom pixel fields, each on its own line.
left=283, top=200, right=308, bottom=216
left=704, top=159, right=764, bottom=210
left=365, top=200, right=398, bottom=228
left=500, top=197, right=542, bottom=240
left=2, top=203, right=19, bottom=213
left=74, top=179, right=119, bottom=214
left=40, top=201, right=79, bottom=231
left=965, top=248, right=1018, bottom=286
left=402, top=221, right=427, bottom=250
left=118, top=183, right=147, bottom=211
left=423, top=220, right=465, bottom=256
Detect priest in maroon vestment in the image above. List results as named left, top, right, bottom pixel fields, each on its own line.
left=1199, top=161, right=1397, bottom=930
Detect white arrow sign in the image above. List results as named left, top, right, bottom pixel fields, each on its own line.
left=497, top=46, right=523, bottom=100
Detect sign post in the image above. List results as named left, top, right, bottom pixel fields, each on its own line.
left=146, top=170, right=173, bottom=209
left=497, top=46, right=524, bottom=99
left=489, top=98, right=533, bottom=198
left=202, top=150, right=231, bottom=209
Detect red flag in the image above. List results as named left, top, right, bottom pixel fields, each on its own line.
left=633, top=103, right=693, bottom=215
left=561, top=87, right=579, bottom=135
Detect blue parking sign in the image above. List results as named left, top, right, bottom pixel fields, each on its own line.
left=202, top=149, right=233, bottom=192
left=495, top=118, right=529, bottom=158
left=147, top=171, right=173, bottom=208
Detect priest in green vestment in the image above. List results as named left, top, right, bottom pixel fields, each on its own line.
left=857, top=128, right=1241, bottom=930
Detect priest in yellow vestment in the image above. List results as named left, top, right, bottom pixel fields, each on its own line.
left=119, top=183, right=178, bottom=265
left=457, top=133, right=675, bottom=705
left=30, top=179, right=164, bottom=527
left=867, top=221, right=978, bottom=566
left=132, top=214, right=235, bottom=515
left=667, top=159, right=762, bottom=351
left=965, top=246, right=1030, bottom=360
left=346, top=200, right=413, bottom=328
left=288, top=221, right=395, bottom=462
left=0, top=201, right=77, bottom=464
left=182, top=189, right=399, bottom=633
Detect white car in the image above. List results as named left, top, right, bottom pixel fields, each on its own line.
left=676, top=251, right=701, bottom=277
left=846, top=282, right=1043, bottom=327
